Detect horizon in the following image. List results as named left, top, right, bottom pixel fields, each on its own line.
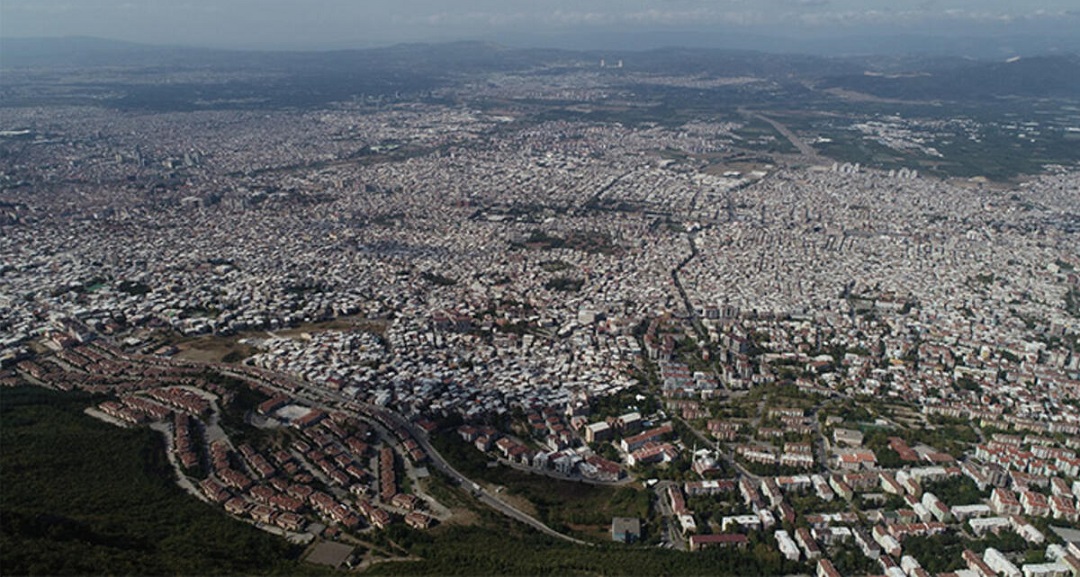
left=3, top=0, right=1080, bottom=57
left=4, top=32, right=1080, bottom=61
left=5, top=3, right=1080, bottom=577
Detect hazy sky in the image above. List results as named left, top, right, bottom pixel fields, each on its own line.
left=3, top=0, right=1079, bottom=50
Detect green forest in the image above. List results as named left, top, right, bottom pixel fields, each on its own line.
left=0, top=386, right=323, bottom=576
left=1, top=385, right=811, bottom=575
left=367, top=521, right=807, bottom=576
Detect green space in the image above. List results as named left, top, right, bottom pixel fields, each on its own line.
left=686, top=494, right=752, bottom=520
left=421, top=271, right=457, bottom=287
left=861, top=413, right=977, bottom=461
left=901, top=533, right=967, bottom=574
left=733, top=117, right=799, bottom=155
left=785, top=491, right=851, bottom=516
left=0, top=386, right=321, bottom=576
left=201, top=370, right=276, bottom=446
left=1066, top=287, right=1080, bottom=318
left=415, top=433, right=807, bottom=574
left=910, top=416, right=980, bottom=457
left=904, top=528, right=1054, bottom=574
left=590, top=384, right=658, bottom=421
left=430, top=433, right=647, bottom=541
left=515, top=229, right=623, bottom=256
left=545, top=276, right=585, bottom=293
left=539, top=259, right=573, bottom=273
left=116, top=280, right=152, bottom=296
left=366, top=519, right=808, bottom=576
left=921, top=476, right=989, bottom=506
left=772, top=95, right=1080, bottom=182
left=745, top=381, right=821, bottom=409
left=828, top=540, right=880, bottom=576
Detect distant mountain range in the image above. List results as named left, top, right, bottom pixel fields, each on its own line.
left=818, top=55, right=1080, bottom=101
left=0, top=37, right=568, bottom=75
left=485, top=29, right=1080, bottom=59
left=3, top=37, right=1079, bottom=104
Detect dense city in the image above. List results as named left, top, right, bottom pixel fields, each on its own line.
left=3, top=45, right=1080, bottom=576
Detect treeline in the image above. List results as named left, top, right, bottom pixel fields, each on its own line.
left=367, top=522, right=808, bottom=576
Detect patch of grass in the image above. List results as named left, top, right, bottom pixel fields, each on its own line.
left=429, top=433, right=646, bottom=541
left=545, top=277, right=585, bottom=293
left=421, top=271, right=457, bottom=287
left=1065, top=287, right=1080, bottom=318
left=539, top=260, right=573, bottom=273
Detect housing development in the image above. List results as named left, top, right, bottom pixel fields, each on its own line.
left=3, top=41, right=1080, bottom=576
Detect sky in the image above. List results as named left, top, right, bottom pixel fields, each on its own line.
left=3, top=0, right=1079, bottom=52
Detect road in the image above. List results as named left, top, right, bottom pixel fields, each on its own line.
left=221, top=368, right=591, bottom=546
left=675, top=415, right=759, bottom=481
left=364, top=402, right=592, bottom=547
left=809, top=409, right=832, bottom=475
left=497, top=458, right=635, bottom=487
left=747, top=112, right=821, bottom=160
left=575, top=171, right=633, bottom=216
left=652, top=480, right=686, bottom=551
left=92, top=344, right=591, bottom=546
left=670, top=233, right=709, bottom=343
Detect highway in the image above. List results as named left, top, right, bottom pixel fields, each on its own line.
left=378, top=406, right=592, bottom=547
left=497, top=458, right=635, bottom=487
left=220, top=368, right=591, bottom=546
left=89, top=344, right=593, bottom=546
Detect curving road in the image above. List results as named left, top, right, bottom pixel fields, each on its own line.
left=220, top=368, right=591, bottom=546
left=652, top=480, right=687, bottom=551
left=374, top=405, right=591, bottom=546
left=95, top=345, right=592, bottom=546
left=497, top=458, right=635, bottom=487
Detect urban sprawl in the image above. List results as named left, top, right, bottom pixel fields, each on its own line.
left=3, top=78, right=1080, bottom=577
